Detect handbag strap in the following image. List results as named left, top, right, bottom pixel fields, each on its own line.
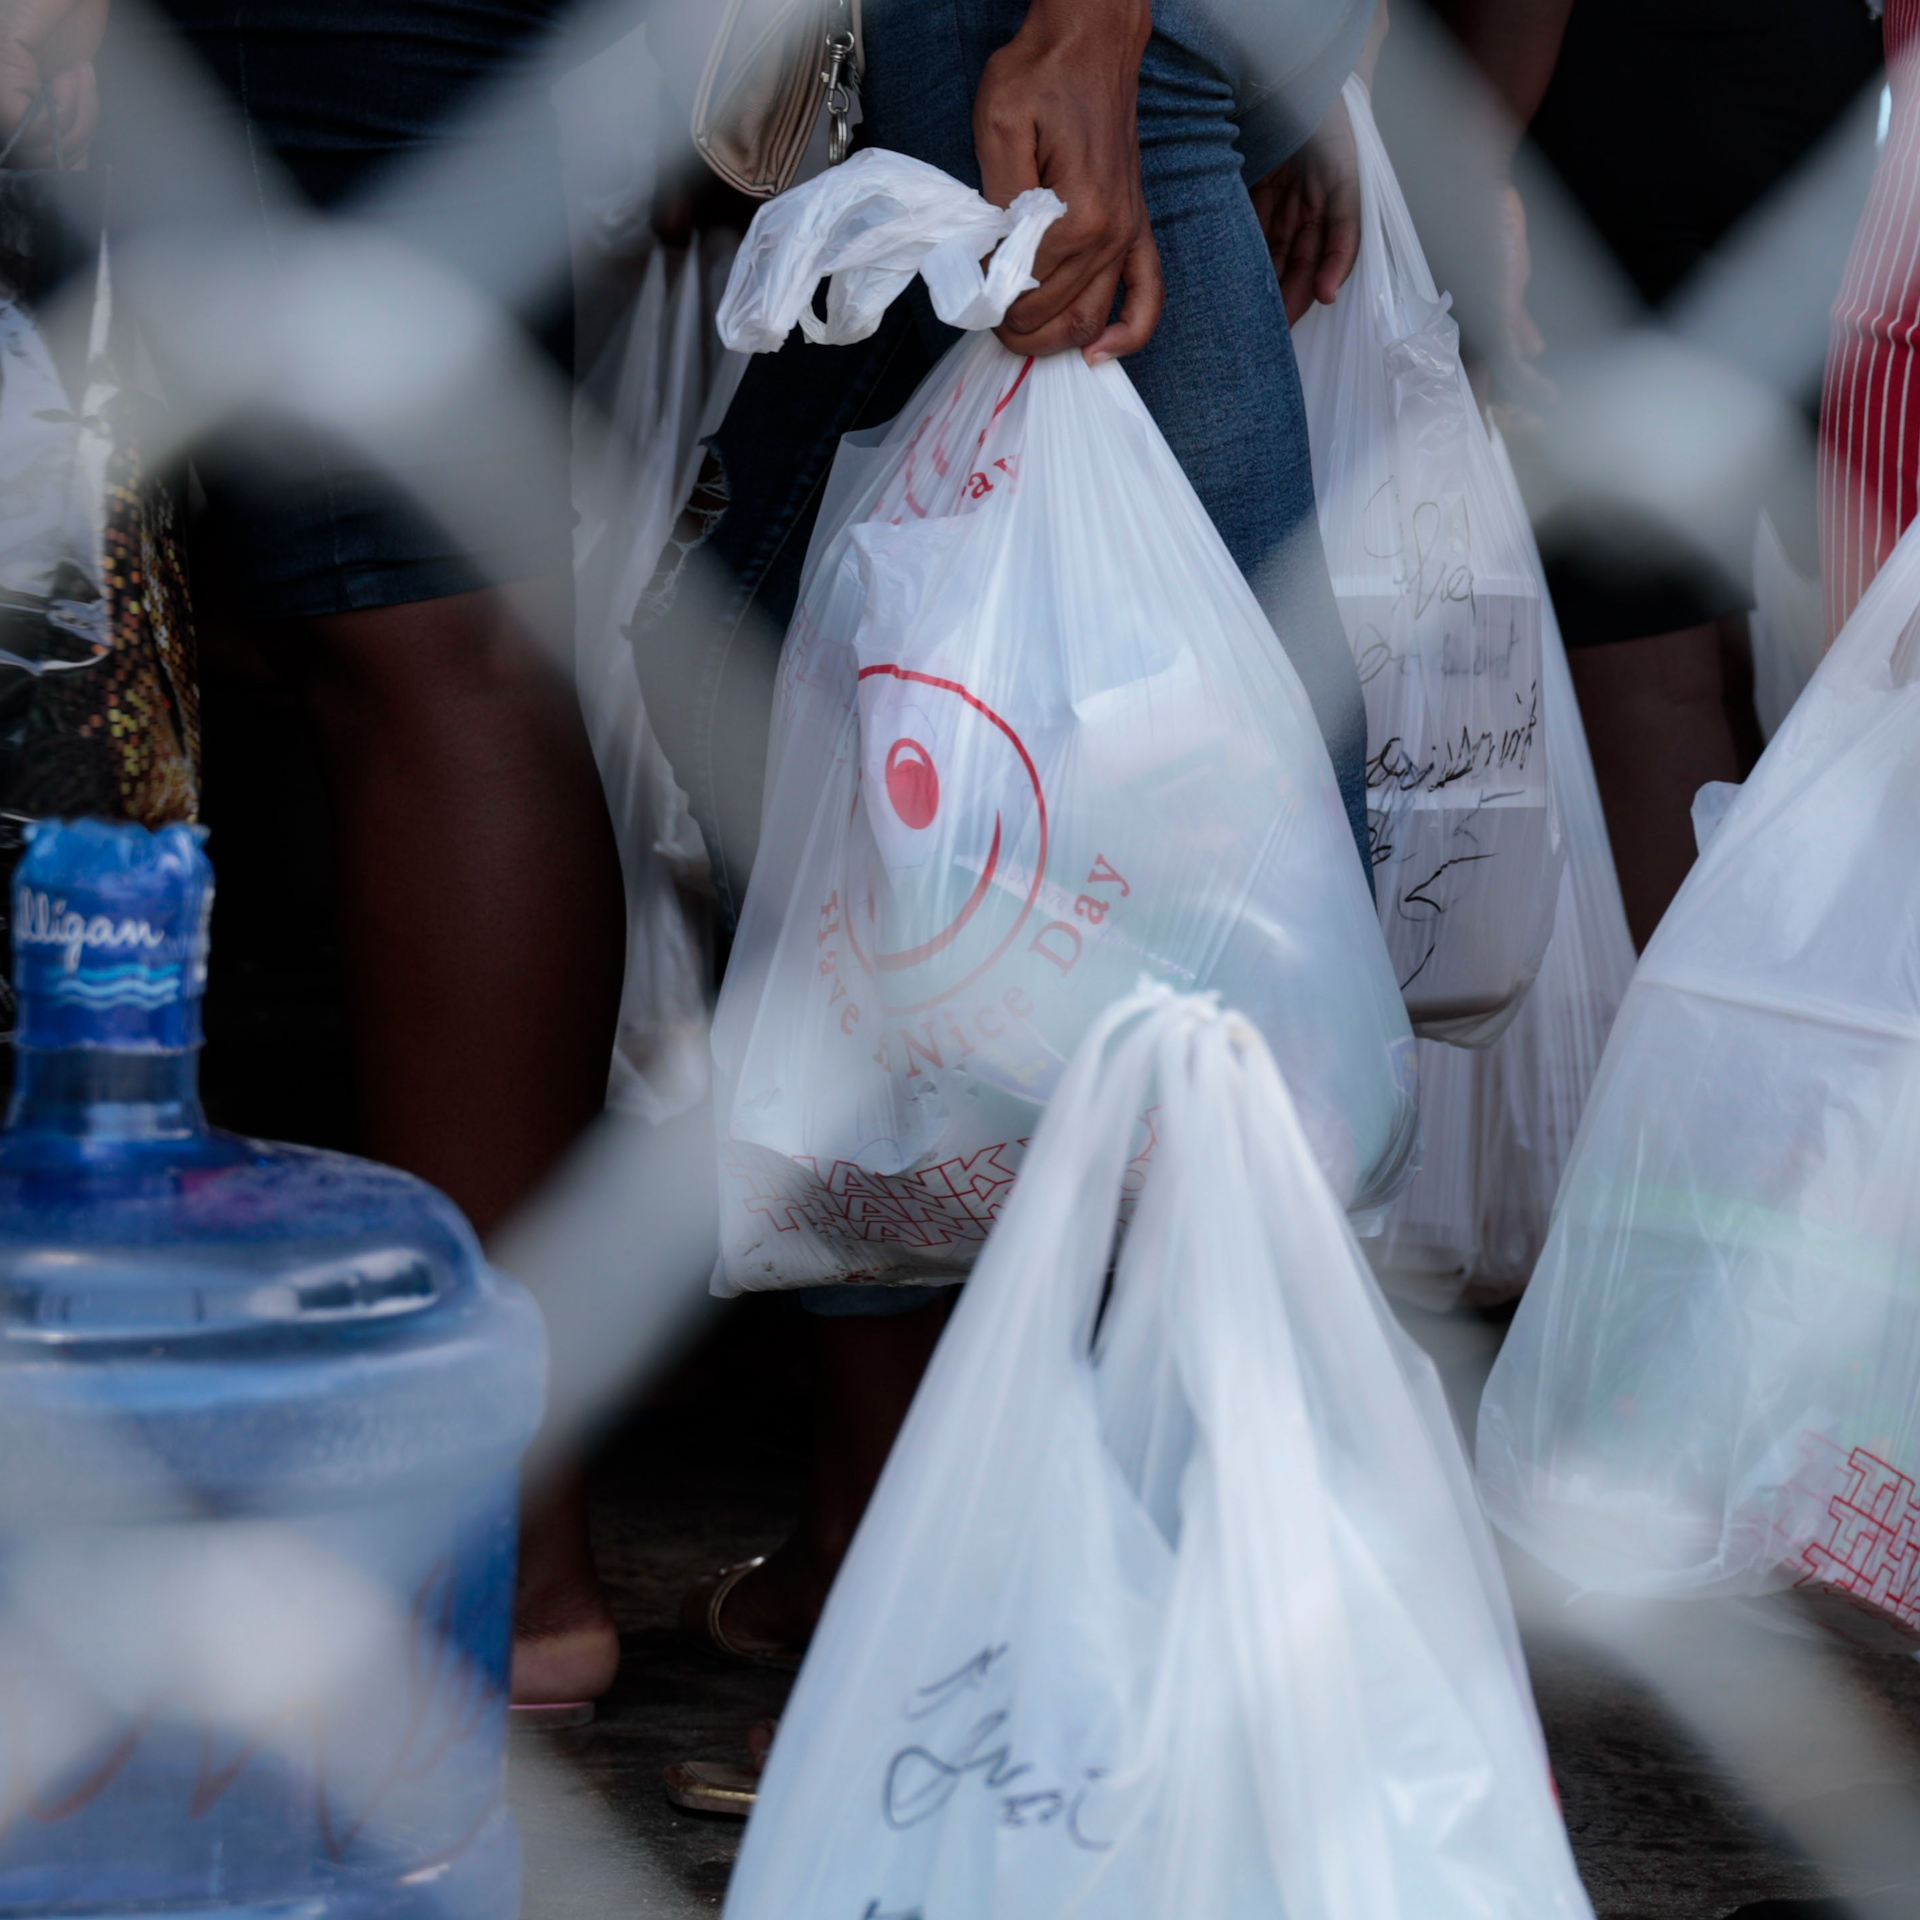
left=823, top=0, right=858, bottom=167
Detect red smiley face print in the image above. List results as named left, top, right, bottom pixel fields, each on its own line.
left=846, top=666, right=1049, bottom=1017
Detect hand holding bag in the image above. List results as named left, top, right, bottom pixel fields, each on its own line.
left=708, top=151, right=1418, bottom=1294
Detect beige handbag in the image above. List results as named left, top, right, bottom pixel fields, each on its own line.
left=690, top=0, right=863, bottom=199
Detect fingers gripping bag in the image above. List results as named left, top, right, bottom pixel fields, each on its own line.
left=1293, top=79, right=1563, bottom=1046
left=1477, top=513, right=1920, bottom=1650
left=721, top=985, right=1594, bottom=1920
left=709, top=150, right=1417, bottom=1292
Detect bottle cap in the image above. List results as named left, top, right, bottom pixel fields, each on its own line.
left=11, top=820, right=214, bottom=1051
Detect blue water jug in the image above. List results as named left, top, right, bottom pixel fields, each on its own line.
left=0, top=821, right=546, bottom=1920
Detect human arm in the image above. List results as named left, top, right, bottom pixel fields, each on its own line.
left=0, top=0, right=107, bottom=164
left=1245, top=0, right=1387, bottom=325
left=1248, top=90, right=1362, bottom=326
left=971, top=0, right=1164, bottom=363
left=1433, top=0, right=1572, bottom=137
left=1430, top=0, right=1573, bottom=383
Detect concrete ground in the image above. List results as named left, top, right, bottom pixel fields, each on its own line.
left=510, top=1294, right=1920, bottom=1920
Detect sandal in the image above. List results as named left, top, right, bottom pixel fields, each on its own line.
left=678, top=1557, right=805, bottom=1671
left=663, top=1759, right=758, bottom=1817
left=508, top=1700, right=596, bottom=1729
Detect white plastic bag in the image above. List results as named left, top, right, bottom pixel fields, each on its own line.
left=1368, top=432, right=1638, bottom=1305
left=1690, top=779, right=1740, bottom=855
left=709, top=152, right=1417, bottom=1293
left=714, top=148, right=1064, bottom=351
left=1748, top=508, right=1826, bottom=742
left=1478, top=512, right=1920, bottom=1648
left=0, top=289, right=107, bottom=604
left=572, top=234, right=743, bottom=1122
left=1293, top=79, right=1562, bottom=1046
left=722, top=984, right=1593, bottom=1920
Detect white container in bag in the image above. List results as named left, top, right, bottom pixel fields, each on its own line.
left=1294, top=78, right=1563, bottom=1046
left=722, top=985, right=1594, bottom=1920
left=1369, top=430, right=1638, bottom=1305
left=1478, top=510, right=1920, bottom=1649
left=707, top=149, right=1418, bottom=1293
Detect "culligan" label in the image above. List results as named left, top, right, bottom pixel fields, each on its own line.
left=14, top=890, right=171, bottom=974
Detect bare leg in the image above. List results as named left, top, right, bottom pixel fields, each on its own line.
left=688, top=1298, right=952, bottom=1656
left=512, top=1469, right=623, bottom=1702
left=258, top=579, right=627, bottom=1703
left=1567, top=620, right=1754, bottom=950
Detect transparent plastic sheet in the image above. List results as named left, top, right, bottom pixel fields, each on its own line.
left=720, top=985, right=1593, bottom=1920
left=1293, top=78, right=1562, bottom=1046
left=1477, top=512, right=1920, bottom=1649
left=572, top=233, right=741, bottom=1123
left=1368, top=433, right=1637, bottom=1307
left=708, top=153, right=1417, bottom=1292
left=0, top=173, right=201, bottom=1021
left=1749, top=507, right=1826, bottom=742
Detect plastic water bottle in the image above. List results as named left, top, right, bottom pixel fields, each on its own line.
left=0, top=821, right=546, bottom=1920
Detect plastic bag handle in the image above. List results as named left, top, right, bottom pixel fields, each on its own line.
left=716, top=147, right=1065, bottom=353
left=1041, top=990, right=1401, bottom=1911
left=1343, top=76, right=1448, bottom=343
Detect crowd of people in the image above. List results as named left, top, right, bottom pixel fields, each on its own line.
left=0, top=0, right=1913, bottom=1839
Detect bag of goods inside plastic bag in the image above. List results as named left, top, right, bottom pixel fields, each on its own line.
left=708, top=149, right=1417, bottom=1293
left=1477, top=513, right=1920, bottom=1650
left=721, top=984, right=1593, bottom=1920
left=1293, top=78, right=1563, bottom=1046
left=1368, top=431, right=1637, bottom=1307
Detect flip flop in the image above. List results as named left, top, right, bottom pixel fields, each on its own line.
left=678, top=1557, right=805, bottom=1671
left=663, top=1759, right=758, bottom=1817
left=509, top=1700, right=596, bottom=1729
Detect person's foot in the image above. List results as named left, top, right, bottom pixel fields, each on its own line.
left=511, top=1603, right=622, bottom=1706
left=661, top=1721, right=778, bottom=1819
left=513, top=1470, right=621, bottom=1706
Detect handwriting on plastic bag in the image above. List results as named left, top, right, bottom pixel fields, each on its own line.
left=1365, top=683, right=1544, bottom=801
left=879, top=1646, right=1110, bottom=1849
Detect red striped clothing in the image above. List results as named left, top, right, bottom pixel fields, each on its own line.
left=1820, top=0, right=1920, bottom=638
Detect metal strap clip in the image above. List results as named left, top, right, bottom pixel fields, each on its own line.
left=822, top=0, right=859, bottom=166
